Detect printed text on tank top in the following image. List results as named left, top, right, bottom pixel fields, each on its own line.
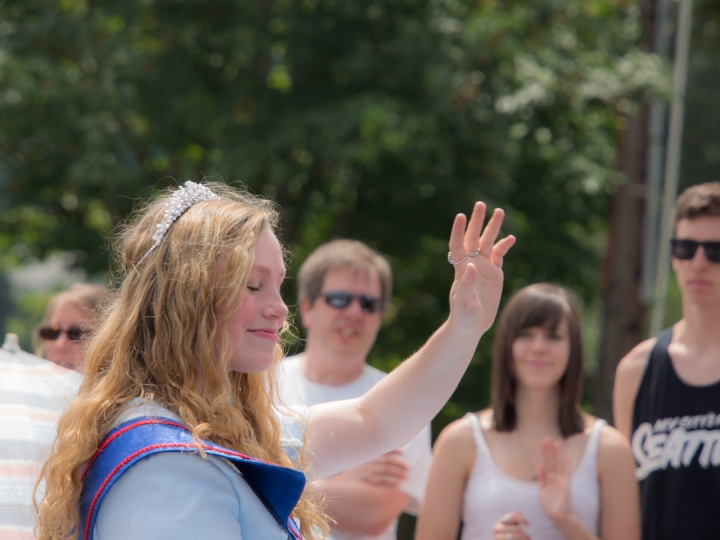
left=631, top=329, right=720, bottom=481
left=632, top=412, right=720, bottom=479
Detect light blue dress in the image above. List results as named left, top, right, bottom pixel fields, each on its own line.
left=94, top=401, right=307, bottom=540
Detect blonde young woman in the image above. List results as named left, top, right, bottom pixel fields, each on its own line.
left=415, top=284, right=640, bottom=540
left=36, top=182, right=515, bottom=540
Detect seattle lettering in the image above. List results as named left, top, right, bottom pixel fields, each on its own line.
left=632, top=412, right=720, bottom=480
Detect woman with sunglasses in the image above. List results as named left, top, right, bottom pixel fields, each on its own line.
left=36, top=283, right=114, bottom=371
left=415, top=284, right=640, bottom=540
left=36, top=181, right=514, bottom=540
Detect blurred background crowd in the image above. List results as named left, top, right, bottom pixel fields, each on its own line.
left=0, top=0, right=718, bottom=537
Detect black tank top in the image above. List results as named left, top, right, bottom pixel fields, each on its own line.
left=631, top=327, right=720, bottom=540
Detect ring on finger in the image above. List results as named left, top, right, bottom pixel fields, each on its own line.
left=447, top=252, right=467, bottom=265
left=467, top=250, right=480, bottom=257
left=500, top=514, right=512, bottom=525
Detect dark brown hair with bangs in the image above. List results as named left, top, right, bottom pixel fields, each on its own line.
left=491, top=283, right=585, bottom=438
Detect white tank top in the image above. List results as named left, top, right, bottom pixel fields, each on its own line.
left=460, top=413, right=604, bottom=540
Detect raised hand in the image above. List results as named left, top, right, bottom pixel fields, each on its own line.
left=447, top=202, right=516, bottom=335
left=537, top=438, right=573, bottom=525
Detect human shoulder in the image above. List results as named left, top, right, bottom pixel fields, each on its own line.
left=95, top=452, right=244, bottom=540
left=614, top=340, right=656, bottom=439
left=614, top=337, right=656, bottom=405
left=276, top=355, right=309, bottom=406
left=616, top=338, right=656, bottom=381
left=431, top=414, right=477, bottom=479
left=597, top=423, right=632, bottom=454
left=276, top=404, right=308, bottom=463
left=434, top=413, right=477, bottom=453
left=595, top=424, right=636, bottom=479
left=114, top=398, right=182, bottom=425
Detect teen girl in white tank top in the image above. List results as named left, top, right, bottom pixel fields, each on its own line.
left=416, top=284, right=640, bottom=540
left=460, top=414, right=604, bottom=539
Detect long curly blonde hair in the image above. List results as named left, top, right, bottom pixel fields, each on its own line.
left=35, top=182, right=328, bottom=539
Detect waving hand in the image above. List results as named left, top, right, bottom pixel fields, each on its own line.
left=447, top=202, right=516, bottom=335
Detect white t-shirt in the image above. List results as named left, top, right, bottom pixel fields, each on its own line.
left=277, top=354, right=432, bottom=540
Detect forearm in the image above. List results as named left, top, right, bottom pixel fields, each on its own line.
left=358, top=320, right=481, bottom=449
left=308, top=321, right=481, bottom=476
left=314, top=479, right=409, bottom=536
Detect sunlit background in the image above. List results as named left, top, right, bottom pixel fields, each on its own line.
left=0, top=0, right=717, bottom=534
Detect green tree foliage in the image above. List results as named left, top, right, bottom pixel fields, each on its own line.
left=0, top=0, right=667, bottom=426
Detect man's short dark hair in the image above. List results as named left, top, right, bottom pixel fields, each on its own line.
left=674, top=182, right=720, bottom=232
left=297, top=240, right=392, bottom=311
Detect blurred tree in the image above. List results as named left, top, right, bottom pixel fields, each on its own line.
left=0, top=272, right=12, bottom=338
left=594, top=0, right=720, bottom=422
left=679, top=0, right=720, bottom=192
left=0, top=0, right=667, bottom=428
left=593, top=0, right=663, bottom=423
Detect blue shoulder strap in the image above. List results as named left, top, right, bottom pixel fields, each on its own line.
left=78, top=417, right=304, bottom=540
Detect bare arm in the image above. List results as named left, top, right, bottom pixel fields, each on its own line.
left=320, top=478, right=410, bottom=536
left=415, top=418, right=475, bottom=540
left=313, top=451, right=410, bottom=536
left=596, top=426, right=641, bottom=540
left=306, top=204, right=515, bottom=478
left=613, top=340, right=654, bottom=440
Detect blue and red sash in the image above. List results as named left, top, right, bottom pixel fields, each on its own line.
left=78, top=417, right=304, bottom=540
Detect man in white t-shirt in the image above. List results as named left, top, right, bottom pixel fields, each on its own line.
left=277, top=240, right=432, bottom=540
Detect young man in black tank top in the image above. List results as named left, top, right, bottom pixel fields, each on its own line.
left=614, top=181, right=720, bottom=540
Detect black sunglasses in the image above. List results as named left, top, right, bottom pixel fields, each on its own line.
left=38, top=324, right=92, bottom=342
left=670, top=238, right=720, bottom=263
left=317, top=291, right=383, bottom=314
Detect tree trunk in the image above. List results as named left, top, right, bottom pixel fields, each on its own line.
left=593, top=0, right=658, bottom=423
left=594, top=110, right=649, bottom=423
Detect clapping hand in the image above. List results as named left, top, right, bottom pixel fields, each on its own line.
left=448, top=202, right=515, bottom=335
left=537, top=438, right=573, bottom=525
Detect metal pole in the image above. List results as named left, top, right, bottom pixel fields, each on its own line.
left=649, top=0, right=694, bottom=336
left=641, top=0, right=673, bottom=304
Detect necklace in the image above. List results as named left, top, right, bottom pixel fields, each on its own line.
left=515, top=431, right=539, bottom=482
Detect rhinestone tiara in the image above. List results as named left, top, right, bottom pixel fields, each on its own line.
left=137, top=181, right=220, bottom=265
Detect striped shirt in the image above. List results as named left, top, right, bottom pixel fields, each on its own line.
left=0, top=339, right=79, bottom=540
